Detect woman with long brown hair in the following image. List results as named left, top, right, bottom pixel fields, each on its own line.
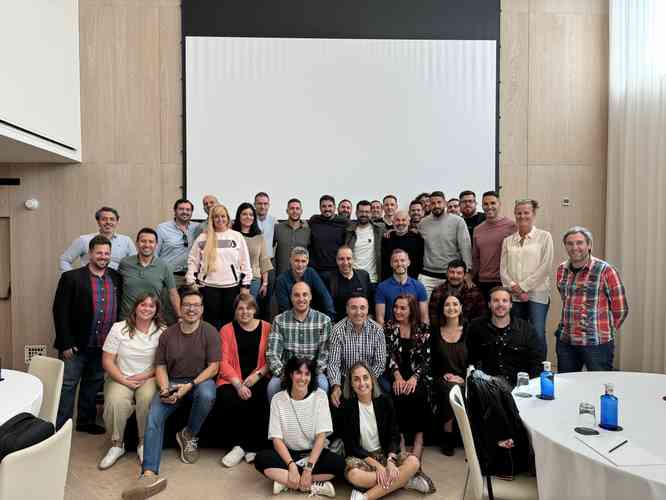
left=100, top=292, right=166, bottom=469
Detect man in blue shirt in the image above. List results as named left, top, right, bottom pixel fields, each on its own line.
left=375, top=248, right=428, bottom=326
left=155, top=198, right=200, bottom=283
left=255, top=192, right=277, bottom=320
left=274, top=246, right=335, bottom=320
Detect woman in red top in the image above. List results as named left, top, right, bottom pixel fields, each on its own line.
left=217, top=294, right=271, bottom=467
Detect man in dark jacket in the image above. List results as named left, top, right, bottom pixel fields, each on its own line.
left=466, top=286, right=543, bottom=385
left=308, top=194, right=348, bottom=282
left=324, top=246, right=372, bottom=321
left=53, top=235, right=122, bottom=431
left=380, top=209, right=424, bottom=280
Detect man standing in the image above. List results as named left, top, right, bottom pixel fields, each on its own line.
left=337, top=199, right=353, bottom=219
left=122, top=288, right=220, bottom=499
left=325, top=246, right=371, bottom=321
left=344, top=200, right=383, bottom=289
left=308, top=195, right=348, bottom=282
left=459, top=190, right=486, bottom=240
left=254, top=192, right=277, bottom=318
left=375, top=249, right=428, bottom=326
left=60, top=206, right=136, bottom=272
left=447, top=198, right=461, bottom=216
left=370, top=200, right=384, bottom=223
left=119, top=228, right=180, bottom=320
left=156, top=199, right=200, bottom=287
left=54, top=235, right=122, bottom=432
left=382, top=194, right=398, bottom=230
left=381, top=210, right=424, bottom=280
left=273, top=198, right=311, bottom=276
left=417, top=193, right=431, bottom=216
left=408, top=199, right=425, bottom=227
left=266, top=282, right=332, bottom=401
left=328, top=294, right=387, bottom=408
left=466, top=287, right=543, bottom=384
left=274, top=247, right=335, bottom=319
left=192, top=194, right=219, bottom=240
left=472, top=191, right=516, bottom=300
left=429, top=259, right=487, bottom=323
left=418, top=191, right=472, bottom=297
left=555, top=227, right=628, bottom=372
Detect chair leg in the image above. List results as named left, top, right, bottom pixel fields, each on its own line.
left=461, top=467, right=470, bottom=500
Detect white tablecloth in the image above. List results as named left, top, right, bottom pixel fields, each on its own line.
left=514, top=371, right=666, bottom=500
left=0, top=369, right=43, bottom=425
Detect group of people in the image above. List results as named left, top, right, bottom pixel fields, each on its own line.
left=53, top=188, right=628, bottom=500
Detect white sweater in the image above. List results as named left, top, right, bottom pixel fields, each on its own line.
left=186, top=229, right=252, bottom=287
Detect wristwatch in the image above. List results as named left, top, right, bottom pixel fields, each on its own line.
left=305, top=461, right=315, bottom=471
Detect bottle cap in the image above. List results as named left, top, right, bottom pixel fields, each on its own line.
left=604, top=383, right=615, bottom=394
left=542, top=361, right=551, bottom=371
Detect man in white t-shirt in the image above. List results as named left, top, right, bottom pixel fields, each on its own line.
left=344, top=200, right=383, bottom=294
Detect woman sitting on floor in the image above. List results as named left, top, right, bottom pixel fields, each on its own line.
left=217, top=294, right=271, bottom=467
left=340, top=361, right=433, bottom=500
left=100, top=292, right=166, bottom=469
left=254, top=357, right=344, bottom=497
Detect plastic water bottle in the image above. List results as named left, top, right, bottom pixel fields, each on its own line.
left=600, top=383, right=619, bottom=429
left=540, top=361, right=554, bottom=400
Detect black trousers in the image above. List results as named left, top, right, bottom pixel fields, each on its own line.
left=201, top=285, right=240, bottom=330
left=216, top=380, right=269, bottom=452
left=393, top=384, right=430, bottom=434
left=255, top=447, right=345, bottom=477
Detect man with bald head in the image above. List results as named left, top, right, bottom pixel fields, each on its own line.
left=380, top=209, right=424, bottom=281
left=193, top=194, right=219, bottom=240
left=266, top=281, right=332, bottom=401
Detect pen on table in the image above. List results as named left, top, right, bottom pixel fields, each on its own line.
left=608, top=440, right=628, bottom=454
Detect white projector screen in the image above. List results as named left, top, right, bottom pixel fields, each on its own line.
left=186, top=37, right=496, bottom=219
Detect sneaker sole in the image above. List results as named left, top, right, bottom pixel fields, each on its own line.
left=121, top=477, right=167, bottom=500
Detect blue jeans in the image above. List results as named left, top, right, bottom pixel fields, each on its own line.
left=266, top=373, right=329, bottom=402
left=556, top=340, right=615, bottom=373
left=142, top=378, right=216, bottom=474
left=512, top=300, right=549, bottom=358
left=249, top=277, right=262, bottom=302
left=56, top=348, right=104, bottom=429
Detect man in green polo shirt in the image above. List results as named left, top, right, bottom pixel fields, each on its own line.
left=118, top=228, right=180, bottom=322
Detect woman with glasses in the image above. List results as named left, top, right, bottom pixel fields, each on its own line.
left=186, top=204, right=252, bottom=329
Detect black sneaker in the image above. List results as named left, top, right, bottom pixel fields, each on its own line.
left=441, top=432, right=455, bottom=456
left=76, top=423, right=106, bottom=435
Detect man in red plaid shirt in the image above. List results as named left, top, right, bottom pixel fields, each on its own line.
left=555, top=226, right=628, bottom=372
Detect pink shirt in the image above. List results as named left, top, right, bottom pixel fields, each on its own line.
left=473, top=217, right=516, bottom=282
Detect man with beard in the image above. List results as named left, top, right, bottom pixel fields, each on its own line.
left=325, top=246, right=371, bottom=321
left=156, top=198, right=200, bottom=287
left=428, top=259, right=486, bottom=323
left=345, top=200, right=383, bottom=290
left=408, top=199, right=425, bottom=227
left=370, top=200, right=384, bottom=223
left=459, top=190, right=486, bottom=240
left=273, top=198, right=311, bottom=276
left=466, top=287, right=543, bottom=385
left=308, top=194, right=349, bottom=283
left=381, top=210, right=424, bottom=281
left=447, top=198, right=461, bottom=216
left=375, top=249, right=428, bottom=326
left=418, top=191, right=472, bottom=297
left=337, top=199, right=353, bottom=219
left=417, top=192, right=431, bottom=216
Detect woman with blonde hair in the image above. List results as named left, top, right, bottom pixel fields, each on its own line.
left=100, top=292, right=166, bottom=469
left=186, top=204, right=252, bottom=329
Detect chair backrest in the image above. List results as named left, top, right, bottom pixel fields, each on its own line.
left=28, top=356, right=64, bottom=425
left=450, top=384, right=485, bottom=500
left=0, top=419, right=72, bottom=500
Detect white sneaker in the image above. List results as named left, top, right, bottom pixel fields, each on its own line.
left=221, top=446, right=245, bottom=467
left=350, top=490, right=368, bottom=500
left=273, top=481, right=288, bottom=495
left=137, top=445, right=144, bottom=464
left=99, top=445, right=126, bottom=470
left=310, top=481, right=335, bottom=498
left=405, top=474, right=431, bottom=493
left=244, top=451, right=256, bottom=463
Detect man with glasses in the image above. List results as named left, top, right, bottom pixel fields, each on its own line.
left=156, top=199, right=200, bottom=287
left=459, top=190, right=486, bottom=240
left=122, top=288, right=220, bottom=499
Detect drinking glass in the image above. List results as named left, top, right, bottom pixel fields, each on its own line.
left=574, top=402, right=599, bottom=435
left=514, top=372, right=531, bottom=398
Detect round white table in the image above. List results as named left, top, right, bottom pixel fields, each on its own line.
left=514, top=371, right=666, bottom=500
left=0, top=369, right=43, bottom=425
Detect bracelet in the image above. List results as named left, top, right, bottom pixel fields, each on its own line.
left=287, top=460, right=295, bottom=467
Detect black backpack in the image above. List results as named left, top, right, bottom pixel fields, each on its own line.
left=0, top=412, right=55, bottom=462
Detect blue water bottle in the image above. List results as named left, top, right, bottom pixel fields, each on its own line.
left=539, top=361, right=554, bottom=400
left=600, top=383, right=619, bottom=430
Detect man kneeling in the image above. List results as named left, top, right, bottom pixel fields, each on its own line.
left=122, top=288, right=220, bottom=499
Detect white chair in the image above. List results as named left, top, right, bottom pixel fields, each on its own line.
left=28, top=355, right=64, bottom=425
left=449, top=385, right=538, bottom=500
left=0, top=419, right=73, bottom=500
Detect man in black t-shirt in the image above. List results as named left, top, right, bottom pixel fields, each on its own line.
left=308, top=194, right=348, bottom=283
left=325, top=246, right=371, bottom=321
left=459, top=190, right=486, bottom=240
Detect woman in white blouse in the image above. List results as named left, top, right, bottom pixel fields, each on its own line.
left=100, top=292, right=166, bottom=470
left=254, top=357, right=344, bottom=497
left=500, top=199, right=553, bottom=357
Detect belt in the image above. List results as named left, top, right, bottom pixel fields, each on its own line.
left=173, top=271, right=186, bottom=276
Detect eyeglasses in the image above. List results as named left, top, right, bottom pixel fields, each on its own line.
left=181, top=303, right=202, bottom=310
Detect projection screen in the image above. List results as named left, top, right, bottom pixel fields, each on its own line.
left=185, top=37, right=496, bottom=219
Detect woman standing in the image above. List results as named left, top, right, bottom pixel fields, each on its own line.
left=500, top=199, right=553, bottom=357
left=186, top=204, right=252, bottom=329
left=231, top=203, right=273, bottom=307
left=382, top=295, right=434, bottom=490
left=254, top=357, right=343, bottom=497
left=341, top=362, right=432, bottom=500
left=431, top=294, right=468, bottom=456
left=100, top=293, right=166, bottom=469
left=217, top=294, right=271, bottom=467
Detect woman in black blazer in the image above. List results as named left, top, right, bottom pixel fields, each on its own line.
left=340, top=362, right=433, bottom=500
